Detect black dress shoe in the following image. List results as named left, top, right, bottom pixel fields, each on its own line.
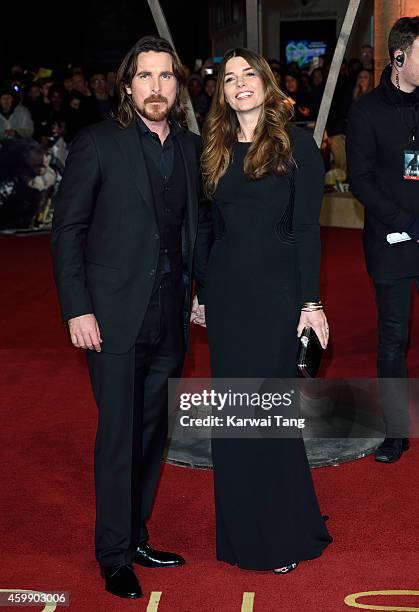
left=273, top=562, right=299, bottom=574
left=133, top=543, right=185, bottom=568
left=101, top=564, right=142, bottom=599
left=375, top=438, right=410, bottom=463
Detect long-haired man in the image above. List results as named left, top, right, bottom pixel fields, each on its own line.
left=51, top=36, right=211, bottom=598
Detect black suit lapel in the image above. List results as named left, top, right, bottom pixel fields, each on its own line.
left=177, top=134, right=198, bottom=255
left=112, top=121, right=155, bottom=216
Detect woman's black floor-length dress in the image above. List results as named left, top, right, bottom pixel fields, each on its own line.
left=205, top=127, right=332, bottom=570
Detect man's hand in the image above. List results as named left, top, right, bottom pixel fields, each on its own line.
left=190, top=295, right=206, bottom=327
left=68, top=314, right=102, bottom=351
left=297, top=309, right=329, bottom=349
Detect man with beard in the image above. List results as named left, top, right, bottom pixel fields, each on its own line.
left=347, top=17, right=419, bottom=463
left=51, top=36, right=211, bottom=599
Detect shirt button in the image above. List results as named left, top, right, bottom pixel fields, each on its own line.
left=149, top=269, right=156, bottom=276
left=154, top=233, right=160, bottom=239
left=164, top=248, right=168, bottom=254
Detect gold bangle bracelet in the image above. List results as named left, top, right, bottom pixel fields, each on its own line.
left=302, top=301, right=322, bottom=307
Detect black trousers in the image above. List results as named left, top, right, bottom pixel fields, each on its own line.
left=87, top=278, right=185, bottom=566
left=373, top=276, right=417, bottom=437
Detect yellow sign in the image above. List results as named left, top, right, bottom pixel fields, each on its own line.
left=147, top=591, right=162, bottom=611
left=344, top=590, right=419, bottom=611
left=242, top=592, right=255, bottom=611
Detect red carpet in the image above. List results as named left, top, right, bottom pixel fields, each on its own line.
left=1, top=230, right=419, bottom=611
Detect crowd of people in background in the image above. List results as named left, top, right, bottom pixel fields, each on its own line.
left=0, top=66, right=116, bottom=145
left=0, top=44, right=375, bottom=230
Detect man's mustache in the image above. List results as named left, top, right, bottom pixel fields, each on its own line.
left=144, top=95, right=168, bottom=104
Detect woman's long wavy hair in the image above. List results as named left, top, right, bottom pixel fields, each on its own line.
left=202, top=48, right=294, bottom=198
left=113, top=35, right=188, bottom=128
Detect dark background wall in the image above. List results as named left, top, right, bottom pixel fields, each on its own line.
left=1, top=0, right=211, bottom=75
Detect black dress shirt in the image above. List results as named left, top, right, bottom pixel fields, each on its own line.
left=136, top=113, right=183, bottom=179
left=136, top=114, right=187, bottom=297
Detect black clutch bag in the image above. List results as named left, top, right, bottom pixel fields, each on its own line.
left=297, top=326, right=323, bottom=378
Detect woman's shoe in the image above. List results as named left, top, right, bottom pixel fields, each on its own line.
left=273, top=562, right=299, bottom=574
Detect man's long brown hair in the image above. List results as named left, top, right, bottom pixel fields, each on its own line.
left=113, top=35, right=188, bottom=128
left=202, top=48, right=294, bottom=198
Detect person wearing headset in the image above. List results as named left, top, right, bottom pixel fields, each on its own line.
left=346, top=17, right=419, bottom=463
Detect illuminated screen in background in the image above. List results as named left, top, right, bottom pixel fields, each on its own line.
left=280, top=19, right=336, bottom=70
left=285, top=40, right=328, bottom=69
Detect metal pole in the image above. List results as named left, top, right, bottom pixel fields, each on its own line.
left=146, top=0, right=200, bottom=135
left=313, top=0, right=362, bottom=147
left=246, top=0, right=260, bottom=53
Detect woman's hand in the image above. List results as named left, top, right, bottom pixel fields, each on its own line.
left=297, top=309, right=329, bottom=349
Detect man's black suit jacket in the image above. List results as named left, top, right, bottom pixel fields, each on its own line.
left=346, top=65, right=419, bottom=281
left=51, top=117, right=211, bottom=354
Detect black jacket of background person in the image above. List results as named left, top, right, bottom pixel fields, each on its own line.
left=51, top=117, right=212, bottom=354
left=347, top=64, right=419, bottom=281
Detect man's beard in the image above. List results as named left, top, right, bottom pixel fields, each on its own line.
left=139, top=94, right=173, bottom=121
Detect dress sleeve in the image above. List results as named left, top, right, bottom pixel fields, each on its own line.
left=192, top=136, right=214, bottom=304
left=292, top=129, right=324, bottom=302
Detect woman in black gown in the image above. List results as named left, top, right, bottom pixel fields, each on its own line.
left=199, top=48, right=332, bottom=573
